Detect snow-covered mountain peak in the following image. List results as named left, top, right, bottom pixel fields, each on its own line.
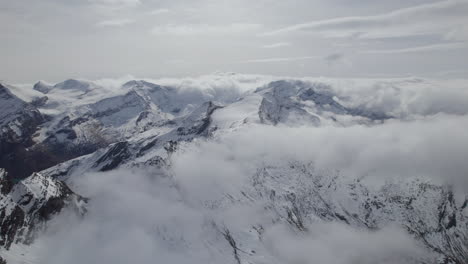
left=255, top=79, right=306, bottom=96
left=123, top=80, right=163, bottom=90
left=0, top=84, right=14, bottom=99
left=0, top=84, right=43, bottom=140
left=0, top=169, right=86, bottom=252
left=184, top=101, right=221, bottom=122
left=0, top=84, right=26, bottom=124
left=255, top=79, right=391, bottom=126
left=1, top=75, right=468, bottom=264
left=52, top=79, right=93, bottom=93
left=32, top=81, right=52, bottom=94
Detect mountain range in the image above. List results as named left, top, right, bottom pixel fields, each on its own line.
left=0, top=74, right=467, bottom=264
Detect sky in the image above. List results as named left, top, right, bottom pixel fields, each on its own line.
left=1, top=0, right=468, bottom=83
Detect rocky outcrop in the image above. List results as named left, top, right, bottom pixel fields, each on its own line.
left=250, top=162, right=468, bottom=263
left=0, top=84, right=45, bottom=180
left=1, top=77, right=465, bottom=263
left=257, top=80, right=390, bottom=125
left=32, top=81, right=52, bottom=94
left=0, top=169, right=86, bottom=251
left=52, top=101, right=223, bottom=177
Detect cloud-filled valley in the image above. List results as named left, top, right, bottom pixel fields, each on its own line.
left=0, top=73, right=467, bottom=263
left=1, top=0, right=468, bottom=263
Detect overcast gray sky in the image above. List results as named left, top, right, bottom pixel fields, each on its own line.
left=1, top=0, right=468, bottom=83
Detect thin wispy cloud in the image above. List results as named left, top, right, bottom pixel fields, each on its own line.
left=435, top=69, right=468, bottom=77
left=97, top=19, right=135, bottom=27
left=262, top=42, right=291, bottom=48
left=2, top=0, right=468, bottom=82
left=362, top=42, right=467, bottom=54
left=150, top=8, right=170, bottom=15
left=239, top=56, right=319, bottom=63
left=262, top=0, right=468, bottom=40
left=151, top=23, right=262, bottom=36
left=89, top=0, right=141, bottom=7
left=88, top=0, right=141, bottom=6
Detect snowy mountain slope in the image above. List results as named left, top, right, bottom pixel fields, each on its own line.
left=31, top=78, right=242, bottom=150
left=209, top=79, right=392, bottom=132
left=39, top=101, right=222, bottom=179
left=0, top=84, right=43, bottom=143
left=1, top=79, right=223, bottom=181
left=255, top=80, right=390, bottom=126
left=0, top=168, right=86, bottom=253
left=0, top=75, right=467, bottom=264
left=1, top=77, right=249, bottom=183
left=244, top=162, right=468, bottom=263
left=0, top=84, right=45, bottom=180
left=36, top=89, right=160, bottom=160
left=31, top=151, right=468, bottom=263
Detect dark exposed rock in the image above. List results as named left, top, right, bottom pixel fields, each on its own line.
left=137, top=138, right=159, bottom=157
left=222, top=228, right=241, bottom=264
left=252, top=163, right=468, bottom=263
left=298, top=87, right=347, bottom=114
left=30, top=96, right=48, bottom=107
left=176, top=101, right=222, bottom=136
left=0, top=171, right=86, bottom=250
left=0, top=169, right=13, bottom=195
left=0, top=84, right=45, bottom=180
left=0, top=206, right=25, bottom=249
left=33, top=81, right=52, bottom=94
left=94, top=141, right=131, bottom=171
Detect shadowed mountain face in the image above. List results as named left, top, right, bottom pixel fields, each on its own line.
left=1, top=79, right=389, bottom=181
left=0, top=76, right=467, bottom=264
left=1, top=78, right=237, bottom=180
left=0, top=169, right=86, bottom=250
left=0, top=84, right=45, bottom=180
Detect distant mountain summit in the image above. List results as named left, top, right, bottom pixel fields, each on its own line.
left=0, top=76, right=467, bottom=264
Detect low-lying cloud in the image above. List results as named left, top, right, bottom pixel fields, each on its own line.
left=264, top=223, right=433, bottom=264
left=173, top=116, right=468, bottom=195
left=27, top=75, right=468, bottom=263
left=36, top=163, right=436, bottom=263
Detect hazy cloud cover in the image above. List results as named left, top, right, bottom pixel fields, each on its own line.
left=1, top=0, right=468, bottom=82
left=35, top=167, right=433, bottom=264
left=172, top=119, right=468, bottom=200
left=151, top=23, right=263, bottom=36
left=8, top=74, right=464, bottom=263
left=361, top=42, right=467, bottom=54
left=263, top=0, right=468, bottom=39
left=262, top=42, right=291, bottom=49
left=1, top=0, right=467, bottom=258
left=97, top=18, right=135, bottom=27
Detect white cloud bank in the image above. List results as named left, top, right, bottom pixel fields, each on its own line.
left=35, top=166, right=434, bottom=264
left=22, top=75, right=468, bottom=263
left=263, top=0, right=468, bottom=40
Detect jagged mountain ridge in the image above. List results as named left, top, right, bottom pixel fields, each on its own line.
left=0, top=168, right=86, bottom=250
left=0, top=76, right=467, bottom=263
left=27, top=79, right=390, bottom=180
left=0, top=84, right=45, bottom=180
